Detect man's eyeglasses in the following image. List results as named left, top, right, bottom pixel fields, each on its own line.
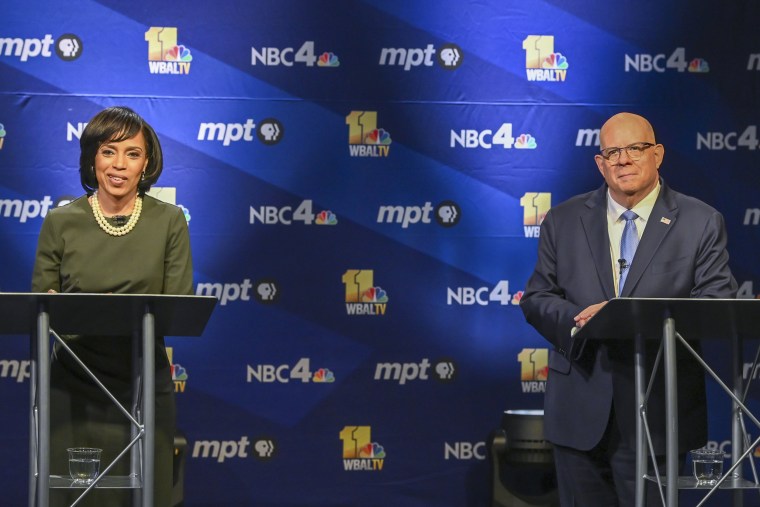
left=599, top=142, right=655, bottom=162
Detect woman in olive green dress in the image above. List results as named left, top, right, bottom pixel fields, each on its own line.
left=32, top=106, right=193, bottom=506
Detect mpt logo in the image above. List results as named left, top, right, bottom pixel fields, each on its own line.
left=379, top=42, right=463, bottom=71
left=0, top=359, right=30, bottom=383
left=376, top=201, right=460, bottom=228
left=257, top=118, right=283, bottom=145
left=438, top=44, right=463, bottom=69
left=0, top=195, right=55, bottom=222
left=198, top=118, right=283, bottom=146
left=195, top=279, right=253, bottom=306
left=254, top=280, right=279, bottom=304
left=191, top=436, right=277, bottom=462
left=0, top=33, right=82, bottom=62
left=55, top=34, right=82, bottom=61
left=436, top=201, right=460, bottom=227
left=373, top=358, right=456, bottom=384
left=253, top=439, right=276, bottom=460
left=434, top=360, right=456, bottom=382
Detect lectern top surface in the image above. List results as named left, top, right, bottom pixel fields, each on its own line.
left=573, top=297, right=760, bottom=341
left=0, top=293, right=216, bottom=336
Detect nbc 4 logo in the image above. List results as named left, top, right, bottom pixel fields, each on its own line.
left=340, top=426, right=386, bottom=471
left=145, top=27, right=193, bottom=75
left=517, top=348, right=548, bottom=393
left=624, top=47, right=709, bottom=73
left=343, top=269, right=388, bottom=316
left=520, top=192, right=551, bottom=238
left=523, top=35, right=568, bottom=82
left=346, top=111, right=391, bottom=157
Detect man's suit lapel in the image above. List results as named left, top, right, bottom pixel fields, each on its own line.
left=620, top=180, right=678, bottom=296
left=580, top=186, right=615, bottom=300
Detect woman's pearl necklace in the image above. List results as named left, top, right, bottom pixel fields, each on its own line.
left=91, top=192, right=143, bottom=236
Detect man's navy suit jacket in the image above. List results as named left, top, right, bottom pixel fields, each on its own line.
left=521, top=179, right=737, bottom=453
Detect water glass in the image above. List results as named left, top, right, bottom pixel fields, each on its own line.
left=67, top=447, right=102, bottom=485
left=690, top=447, right=724, bottom=486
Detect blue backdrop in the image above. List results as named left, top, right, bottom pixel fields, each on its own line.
left=1, top=1, right=760, bottom=505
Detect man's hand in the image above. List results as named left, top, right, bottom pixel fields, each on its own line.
left=574, top=301, right=608, bottom=328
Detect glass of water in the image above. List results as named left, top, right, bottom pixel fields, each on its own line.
left=67, top=447, right=102, bottom=485
left=690, top=447, right=725, bottom=486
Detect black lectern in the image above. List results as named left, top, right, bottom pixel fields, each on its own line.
left=0, top=293, right=216, bottom=507
left=574, top=298, right=760, bottom=507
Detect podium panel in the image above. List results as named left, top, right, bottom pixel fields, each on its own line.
left=574, top=298, right=760, bottom=507
left=0, top=293, right=216, bottom=507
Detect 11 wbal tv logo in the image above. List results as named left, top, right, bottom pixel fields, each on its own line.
left=523, top=35, right=569, bottom=82
left=145, top=27, right=193, bottom=75
left=167, top=347, right=188, bottom=393
left=520, top=192, right=551, bottom=238
left=343, top=270, right=388, bottom=316
left=346, top=111, right=391, bottom=157
left=517, top=348, right=548, bottom=393
left=340, top=426, right=386, bottom=471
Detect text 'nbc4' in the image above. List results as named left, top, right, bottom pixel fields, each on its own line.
left=250, top=200, right=337, bottom=225
left=246, top=358, right=335, bottom=384
left=343, top=270, right=388, bottom=316
left=447, top=281, right=522, bottom=306
left=625, top=47, right=708, bottom=73
left=450, top=124, right=537, bottom=149
left=696, top=126, right=760, bottom=151
left=251, top=41, right=339, bottom=67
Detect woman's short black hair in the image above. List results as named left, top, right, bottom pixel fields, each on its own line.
left=79, top=106, right=163, bottom=195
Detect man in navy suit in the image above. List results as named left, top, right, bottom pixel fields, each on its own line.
left=520, top=112, right=737, bottom=506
